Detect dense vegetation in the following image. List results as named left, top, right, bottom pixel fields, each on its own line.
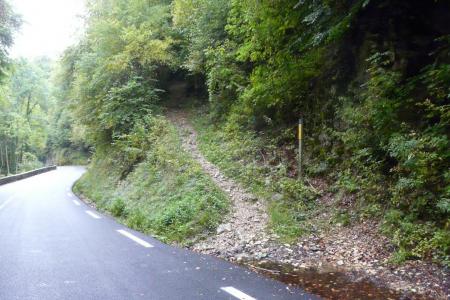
left=1, top=0, right=448, bottom=264
left=0, top=0, right=19, bottom=77
left=0, top=0, right=88, bottom=175
left=0, top=3, right=54, bottom=175
left=0, top=0, right=21, bottom=175
left=0, top=58, right=54, bottom=174
left=0, top=55, right=89, bottom=175
left=73, top=116, right=228, bottom=244
left=64, top=0, right=448, bottom=265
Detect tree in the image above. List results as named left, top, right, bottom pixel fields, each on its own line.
left=0, top=0, right=20, bottom=78
left=0, top=59, right=53, bottom=175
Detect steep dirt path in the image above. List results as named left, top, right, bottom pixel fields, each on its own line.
left=167, top=109, right=449, bottom=300
left=167, top=110, right=274, bottom=260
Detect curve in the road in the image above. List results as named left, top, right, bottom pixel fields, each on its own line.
left=0, top=166, right=320, bottom=300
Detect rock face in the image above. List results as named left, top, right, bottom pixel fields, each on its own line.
left=168, top=110, right=450, bottom=300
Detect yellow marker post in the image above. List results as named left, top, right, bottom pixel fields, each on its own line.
left=298, top=118, right=303, bottom=180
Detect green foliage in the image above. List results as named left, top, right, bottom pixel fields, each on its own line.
left=101, top=77, right=160, bottom=138
left=332, top=209, right=352, bottom=227
left=18, top=152, right=43, bottom=172
left=48, top=47, right=91, bottom=165
left=0, top=0, right=20, bottom=77
left=388, top=133, right=448, bottom=212
left=75, top=117, right=229, bottom=244
left=53, top=148, right=89, bottom=166
left=214, top=0, right=365, bottom=127
left=205, top=40, right=247, bottom=118
left=193, top=112, right=319, bottom=241
left=383, top=209, right=449, bottom=266
left=269, top=201, right=306, bottom=243
left=62, top=0, right=173, bottom=148
left=62, top=0, right=450, bottom=265
left=336, top=50, right=450, bottom=264
left=110, top=197, right=127, bottom=217
left=0, top=58, right=54, bottom=175
left=172, top=0, right=230, bottom=73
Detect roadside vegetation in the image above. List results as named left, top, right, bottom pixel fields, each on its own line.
left=0, top=3, right=48, bottom=175
left=0, top=57, right=52, bottom=174
left=74, top=116, right=229, bottom=244
left=0, top=56, right=90, bottom=174
left=192, top=110, right=319, bottom=243
left=0, top=0, right=88, bottom=176
left=0, top=0, right=448, bottom=267
left=60, top=0, right=448, bottom=266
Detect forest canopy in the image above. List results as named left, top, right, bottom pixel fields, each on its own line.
left=0, top=0, right=88, bottom=175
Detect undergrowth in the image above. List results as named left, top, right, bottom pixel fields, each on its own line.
left=192, top=107, right=449, bottom=266
left=74, top=116, right=229, bottom=245
left=192, top=110, right=320, bottom=243
left=54, top=148, right=90, bottom=166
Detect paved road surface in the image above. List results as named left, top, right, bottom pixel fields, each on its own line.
left=0, top=166, right=320, bottom=300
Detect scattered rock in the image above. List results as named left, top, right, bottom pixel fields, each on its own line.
left=271, top=193, right=283, bottom=201
left=168, top=110, right=449, bottom=300
left=217, top=223, right=232, bottom=234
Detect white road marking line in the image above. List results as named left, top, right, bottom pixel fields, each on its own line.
left=117, top=229, right=154, bottom=248
left=73, top=200, right=81, bottom=206
left=0, top=196, right=14, bottom=210
left=221, top=287, right=256, bottom=300
left=85, top=210, right=101, bottom=219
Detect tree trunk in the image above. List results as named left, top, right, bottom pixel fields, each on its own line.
left=0, top=141, right=4, bottom=174
left=5, top=144, right=10, bottom=175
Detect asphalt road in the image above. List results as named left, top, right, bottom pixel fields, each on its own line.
left=0, top=166, right=320, bottom=300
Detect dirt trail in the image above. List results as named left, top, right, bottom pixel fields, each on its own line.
left=167, top=110, right=274, bottom=259
left=168, top=110, right=449, bottom=300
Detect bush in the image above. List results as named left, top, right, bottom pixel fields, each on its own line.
left=74, top=116, right=229, bottom=244
left=334, top=53, right=450, bottom=264
left=18, top=152, right=43, bottom=173
left=383, top=209, right=449, bottom=266
left=110, top=198, right=127, bottom=217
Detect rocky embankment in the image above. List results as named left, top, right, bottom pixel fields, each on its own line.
left=168, top=110, right=449, bottom=300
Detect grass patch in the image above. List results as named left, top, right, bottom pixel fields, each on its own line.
left=191, top=108, right=449, bottom=265
left=74, top=116, right=229, bottom=245
left=191, top=109, right=320, bottom=241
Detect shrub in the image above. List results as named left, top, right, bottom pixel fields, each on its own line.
left=74, top=116, right=229, bottom=244
left=110, top=198, right=127, bottom=217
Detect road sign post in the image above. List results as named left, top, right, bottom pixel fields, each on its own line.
left=298, top=118, right=303, bottom=180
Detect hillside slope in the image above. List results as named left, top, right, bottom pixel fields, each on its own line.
left=74, top=116, right=229, bottom=244
left=73, top=108, right=448, bottom=298
left=169, top=108, right=449, bottom=299
left=57, top=0, right=449, bottom=298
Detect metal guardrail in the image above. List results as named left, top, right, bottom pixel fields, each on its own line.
left=0, top=166, right=57, bottom=186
